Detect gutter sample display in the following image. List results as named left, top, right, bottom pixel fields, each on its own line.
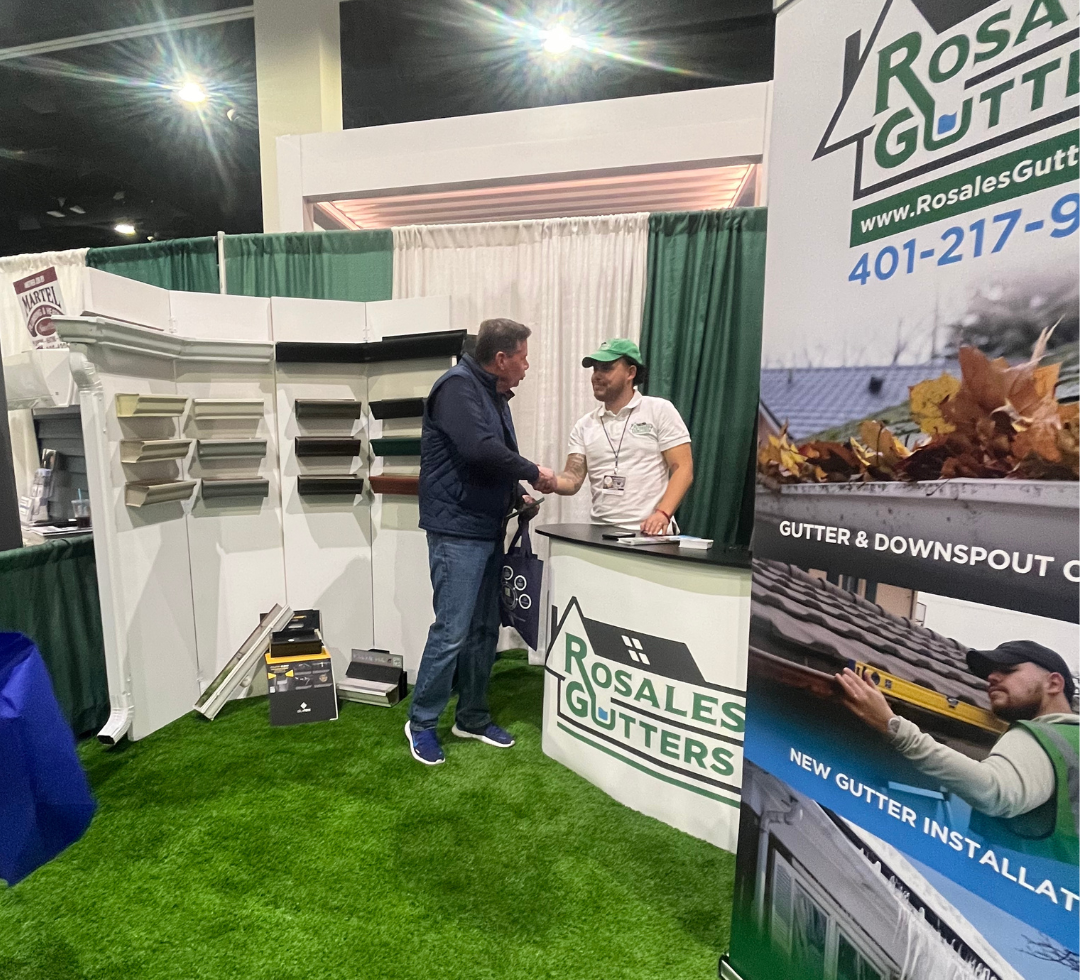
left=369, top=397, right=425, bottom=420
left=297, top=475, right=365, bottom=496
left=294, top=399, right=364, bottom=420
left=191, top=398, right=265, bottom=419
left=294, top=437, right=363, bottom=458
left=196, top=439, right=268, bottom=460
left=275, top=330, right=469, bottom=365
left=276, top=342, right=366, bottom=364
left=119, top=439, right=192, bottom=463
left=368, top=475, right=419, bottom=496
left=115, top=393, right=189, bottom=417
left=124, top=479, right=198, bottom=507
left=365, top=330, right=469, bottom=362
left=200, top=479, right=270, bottom=500
left=369, top=437, right=422, bottom=457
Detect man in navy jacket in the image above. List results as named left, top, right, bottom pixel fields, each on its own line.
left=407, top=318, right=555, bottom=765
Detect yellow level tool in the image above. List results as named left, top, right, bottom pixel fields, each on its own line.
left=850, top=661, right=1008, bottom=735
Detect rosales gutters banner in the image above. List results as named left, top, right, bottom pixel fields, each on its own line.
left=726, top=1, right=1079, bottom=978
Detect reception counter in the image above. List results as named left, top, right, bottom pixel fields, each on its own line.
left=536, top=524, right=752, bottom=853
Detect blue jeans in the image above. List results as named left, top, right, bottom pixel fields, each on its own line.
left=408, top=532, right=502, bottom=732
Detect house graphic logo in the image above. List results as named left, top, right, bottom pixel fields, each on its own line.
left=546, top=597, right=746, bottom=808
left=812, top=0, right=1078, bottom=243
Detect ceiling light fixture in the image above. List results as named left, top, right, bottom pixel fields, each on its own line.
left=176, top=80, right=207, bottom=105
left=542, top=25, right=575, bottom=54
left=68, top=204, right=85, bottom=214
left=114, top=222, right=136, bottom=235
left=46, top=210, right=65, bottom=218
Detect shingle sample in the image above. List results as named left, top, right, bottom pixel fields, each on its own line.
left=751, top=559, right=988, bottom=709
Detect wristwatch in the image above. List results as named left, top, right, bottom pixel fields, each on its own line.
left=886, top=715, right=902, bottom=737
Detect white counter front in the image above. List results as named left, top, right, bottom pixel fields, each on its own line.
left=538, top=524, right=752, bottom=853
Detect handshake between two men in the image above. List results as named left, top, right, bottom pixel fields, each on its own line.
left=524, top=338, right=694, bottom=537
left=405, top=324, right=694, bottom=768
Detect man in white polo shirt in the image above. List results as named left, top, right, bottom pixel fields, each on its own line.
left=552, top=339, right=693, bottom=534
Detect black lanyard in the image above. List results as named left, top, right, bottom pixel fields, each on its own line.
left=601, top=407, right=636, bottom=473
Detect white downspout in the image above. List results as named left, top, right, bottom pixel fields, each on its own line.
left=69, top=348, right=133, bottom=745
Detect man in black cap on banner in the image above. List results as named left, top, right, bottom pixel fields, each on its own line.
left=838, top=640, right=1078, bottom=864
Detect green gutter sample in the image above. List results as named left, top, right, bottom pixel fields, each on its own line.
left=369, top=437, right=422, bottom=457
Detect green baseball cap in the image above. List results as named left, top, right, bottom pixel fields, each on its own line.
left=582, top=338, right=643, bottom=368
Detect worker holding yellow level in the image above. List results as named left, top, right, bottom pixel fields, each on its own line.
left=837, top=640, right=1078, bottom=865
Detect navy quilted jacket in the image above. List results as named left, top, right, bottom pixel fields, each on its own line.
left=419, top=354, right=540, bottom=540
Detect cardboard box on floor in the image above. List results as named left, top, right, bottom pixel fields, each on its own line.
left=264, top=609, right=338, bottom=726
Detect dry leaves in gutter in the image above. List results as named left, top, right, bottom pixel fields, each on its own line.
left=759, top=331, right=1078, bottom=484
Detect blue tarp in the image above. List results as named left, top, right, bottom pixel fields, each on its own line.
left=0, top=632, right=96, bottom=885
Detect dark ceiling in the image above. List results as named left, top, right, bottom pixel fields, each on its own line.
left=339, top=0, right=775, bottom=127
left=0, top=0, right=774, bottom=258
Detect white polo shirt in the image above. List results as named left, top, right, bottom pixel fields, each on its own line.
left=567, top=390, right=691, bottom=526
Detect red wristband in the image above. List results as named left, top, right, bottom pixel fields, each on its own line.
left=655, top=508, right=672, bottom=522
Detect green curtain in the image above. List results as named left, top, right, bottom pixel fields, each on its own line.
left=224, top=230, right=393, bottom=301
left=639, top=208, right=767, bottom=549
left=85, top=231, right=394, bottom=301
left=86, top=238, right=220, bottom=292
left=0, top=537, right=110, bottom=736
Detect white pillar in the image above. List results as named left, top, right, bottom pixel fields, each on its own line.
left=253, top=0, right=342, bottom=233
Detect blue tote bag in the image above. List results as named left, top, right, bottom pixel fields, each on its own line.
left=499, top=517, right=544, bottom=650
left=0, top=632, right=96, bottom=885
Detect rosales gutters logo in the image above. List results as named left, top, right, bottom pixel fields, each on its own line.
left=812, top=0, right=1079, bottom=245
left=547, top=598, right=745, bottom=808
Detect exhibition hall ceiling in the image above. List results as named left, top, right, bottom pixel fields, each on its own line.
left=338, top=0, right=775, bottom=128
left=319, top=165, right=758, bottom=229
left=0, top=0, right=774, bottom=257
left=0, top=0, right=260, bottom=258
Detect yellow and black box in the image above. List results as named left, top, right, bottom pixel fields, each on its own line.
left=264, top=609, right=338, bottom=726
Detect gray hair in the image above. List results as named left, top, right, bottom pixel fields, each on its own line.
left=474, top=318, right=531, bottom=366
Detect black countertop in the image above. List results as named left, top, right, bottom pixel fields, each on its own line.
left=535, top=523, right=752, bottom=570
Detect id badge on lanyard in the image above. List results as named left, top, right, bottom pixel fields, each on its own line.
left=600, top=408, right=635, bottom=495
left=601, top=474, right=627, bottom=495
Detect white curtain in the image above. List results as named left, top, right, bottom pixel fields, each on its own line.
left=0, top=248, right=88, bottom=496
left=393, top=214, right=649, bottom=526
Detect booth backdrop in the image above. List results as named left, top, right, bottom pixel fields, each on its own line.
left=640, top=209, right=766, bottom=548
left=393, top=214, right=650, bottom=527
left=9, top=211, right=766, bottom=546
left=85, top=231, right=394, bottom=302
left=4, top=212, right=767, bottom=731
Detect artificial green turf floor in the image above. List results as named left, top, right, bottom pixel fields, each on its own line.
left=0, top=654, right=735, bottom=980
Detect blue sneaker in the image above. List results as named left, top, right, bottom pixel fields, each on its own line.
left=451, top=721, right=515, bottom=748
left=406, top=721, right=445, bottom=765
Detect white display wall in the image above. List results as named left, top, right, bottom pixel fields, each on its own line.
left=272, top=297, right=373, bottom=681
left=80, top=339, right=201, bottom=742
left=171, top=293, right=286, bottom=688
left=60, top=315, right=276, bottom=742
left=55, top=269, right=453, bottom=742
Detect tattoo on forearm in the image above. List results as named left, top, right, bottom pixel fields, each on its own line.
left=563, top=454, right=587, bottom=492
